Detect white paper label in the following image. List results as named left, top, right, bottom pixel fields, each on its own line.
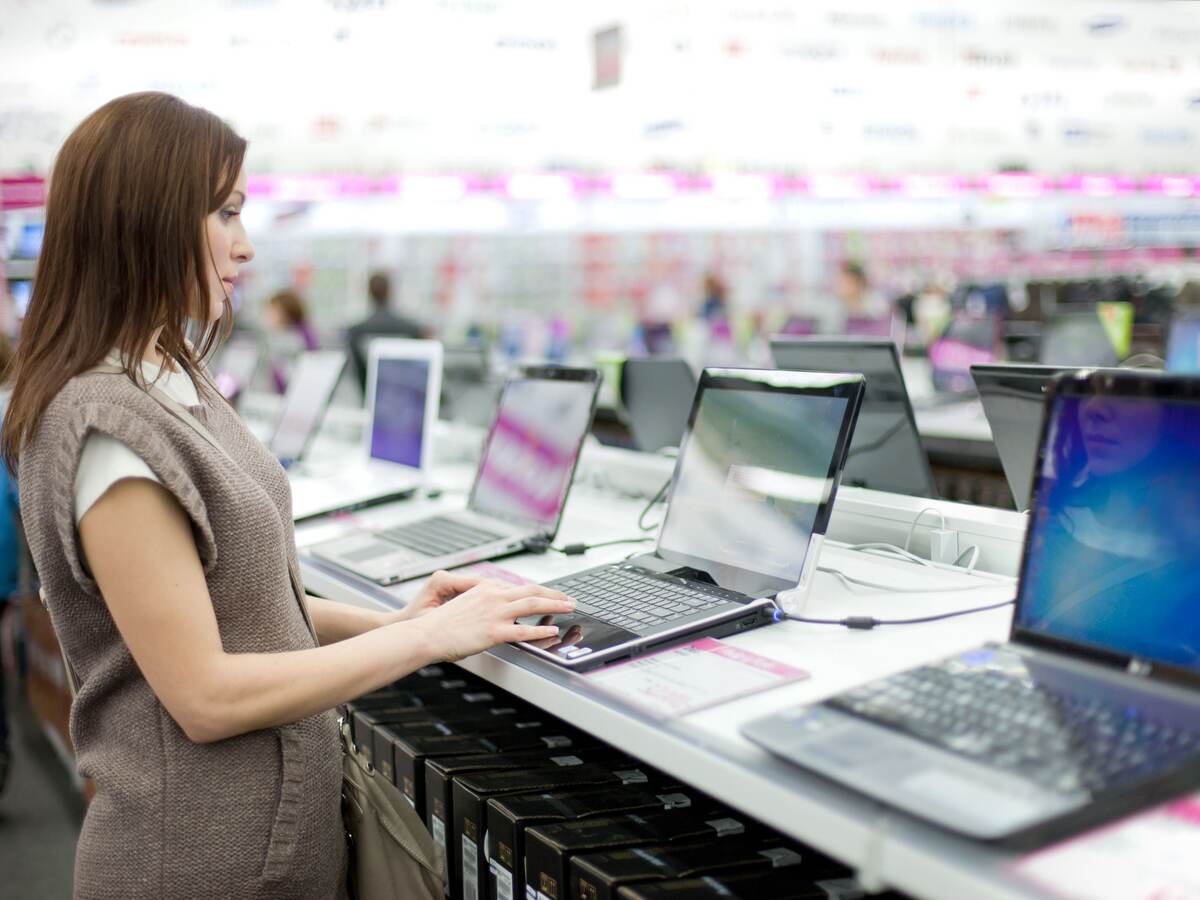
left=491, top=861, right=514, bottom=900
left=462, top=835, right=479, bottom=900
left=431, top=817, right=447, bottom=882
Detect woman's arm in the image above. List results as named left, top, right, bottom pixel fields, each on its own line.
left=78, top=478, right=570, bottom=744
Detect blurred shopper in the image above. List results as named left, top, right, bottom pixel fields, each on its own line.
left=1, top=92, right=568, bottom=899
left=345, top=272, right=424, bottom=392
left=699, top=271, right=728, bottom=321
left=833, top=260, right=889, bottom=325
left=264, top=288, right=319, bottom=393
left=0, top=332, right=15, bottom=796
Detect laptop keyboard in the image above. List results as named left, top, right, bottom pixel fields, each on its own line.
left=378, top=516, right=503, bottom=558
left=554, top=566, right=730, bottom=632
left=830, top=661, right=1200, bottom=797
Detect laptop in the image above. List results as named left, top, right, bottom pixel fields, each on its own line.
left=311, top=365, right=601, bottom=585
left=927, top=310, right=1002, bottom=396
left=268, top=350, right=347, bottom=466
left=1166, top=315, right=1200, bottom=373
left=970, top=363, right=1084, bottom=512
left=743, top=369, right=1200, bottom=847
left=772, top=338, right=936, bottom=499
left=211, top=334, right=262, bottom=407
left=619, top=358, right=697, bottom=452
left=288, top=339, right=442, bottom=522
left=1039, top=302, right=1133, bottom=367
left=516, top=367, right=866, bottom=671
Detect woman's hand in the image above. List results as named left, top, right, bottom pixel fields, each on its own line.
left=411, top=579, right=575, bottom=662
left=393, top=570, right=487, bottom=621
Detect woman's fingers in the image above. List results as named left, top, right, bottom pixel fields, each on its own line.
left=505, top=594, right=574, bottom=619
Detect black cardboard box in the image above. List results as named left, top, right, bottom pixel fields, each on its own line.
left=452, top=764, right=650, bottom=900
left=349, top=686, right=499, bottom=748
left=572, top=839, right=813, bottom=900
left=369, top=708, right=547, bottom=782
left=425, top=746, right=625, bottom=893
left=486, top=784, right=691, bottom=900
left=616, top=867, right=863, bottom=900
left=379, top=722, right=585, bottom=813
left=524, top=809, right=755, bottom=900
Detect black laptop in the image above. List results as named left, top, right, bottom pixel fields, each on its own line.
left=772, top=337, right=936, bottom=498
left=516, top=367, right=865, bottom=670
left=743, top=369, right=1200, bottom=847
left=970, top=363, right=1085, bottom=511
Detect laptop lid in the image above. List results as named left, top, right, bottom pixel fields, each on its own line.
left=928, top=310, right=1002, bottom=394
left=269, top=350, right=347, bottom=463
left=363, top=338, right=442, bottom=474
left=466, top=365, right=601, bottom=535
left=771, top=338, right=935, bottom=499
left=1039, top=302, right=1133, bottom=367
left=212, top=335, right=262, bottom=403
left=619, top=358, right=697, bottom=452
left=1166, top=316, right=1200, bottom=373
left=1012, top=370, right=1200, bottom=689
left=970, top=363, right=1085, bottom=511
left=653, top=367, right=865, bottom=597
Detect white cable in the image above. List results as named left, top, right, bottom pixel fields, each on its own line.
left=954, top=544, right=981, bottom=574
left=844, top=542, right=933, bottom=568
left=903, top=507, right=948, bottom=554
left=817, top=564, right=1002, bottom=593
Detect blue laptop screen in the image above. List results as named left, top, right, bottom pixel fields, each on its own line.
left=1017, top=391, right=1200, bottom=671
left=369, top=358, right=430, bottom=468
left=1167, top=318, right=1200, bottom=373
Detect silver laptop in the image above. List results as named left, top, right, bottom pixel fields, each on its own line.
left=268, top=350, right=347, bottom=466
left=211, top=334, right=262, bottom=408
left=516, top=367, right=866, bottom=670
left=289, top=339, right=442, bottom=522
left=311, top=365, right=600, bottom=585
left=772, top=337, right=936, bottom=499
left=743, top=369, right=1200, bottom=847
left=969, top=363, right=1084, bottom=512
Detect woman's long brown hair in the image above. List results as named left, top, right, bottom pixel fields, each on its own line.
left=1, top=92, right=246, bottom=471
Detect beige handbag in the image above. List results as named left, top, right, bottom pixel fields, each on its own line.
left=79, top=364, right=446, bottom=899
left=341, top=721, right=445, bottom=900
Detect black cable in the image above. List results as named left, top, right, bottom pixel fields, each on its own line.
left=637, top=476, right=673, bottom=532
left=550, top=537, right=655, bottom=557
left=775, top=598, right=1014, bottom=630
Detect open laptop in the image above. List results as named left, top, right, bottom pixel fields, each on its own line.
left=311, top=365, right=600, bottom=585
left=1039, top=302, right=1133, bottom=367
left=743, top=369, right=1200, bottom=847
left=516, top=367, right=865, bottom=670
left=927, top=310, right=1002, bottom=397
left=288, top=339, right=442, bottom=522
left=619, top=358, right=697, bottom=452
left=1166, top=315, right=1200, bottom=373
left=970, top=363, right=1085, bottom=512
left=268, top=349, right=347, bottom=466
left=772, top=338, right=936, bottom=498
left=212, top=334, right=262, bottom=407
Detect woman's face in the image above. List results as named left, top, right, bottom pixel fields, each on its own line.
left=203, top=168, right=254, bottom=321
left=1078, top=394, right=1164, bottom=476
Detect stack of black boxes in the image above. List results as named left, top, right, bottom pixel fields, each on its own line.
left=347, top=669, right=894, bottom=900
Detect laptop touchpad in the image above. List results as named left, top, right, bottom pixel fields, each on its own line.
left=517, top=611, right=638, bottom=659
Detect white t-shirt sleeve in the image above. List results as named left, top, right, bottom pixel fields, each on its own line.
left=74, top=432, right=161, bottom=525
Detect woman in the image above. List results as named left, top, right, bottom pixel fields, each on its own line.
left=1, top=92, right=569, bottom=900
left=265, top=288, right=320, bottom=393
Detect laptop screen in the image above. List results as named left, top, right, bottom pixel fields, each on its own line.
left=369, top=357, right=430, bottom=468
left=971, top=364, right=1083, bottom=512
left=656, top=369, right=863, bottom=596
left=1166, top=317, right=1200, bottom=372
left=468, top=368, right=599, bottom=531
left=1017, top=380, right=1200, bottom=674
left=269, top=351, right=346, bottom=463
left=772, top=339, right=935, bottom=498
left=1039, top=303, right=1133, bottom=367
left=928, top=311, right=1001, bottom=394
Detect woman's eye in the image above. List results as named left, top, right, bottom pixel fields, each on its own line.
left=222, top=208, right=240, bottom=221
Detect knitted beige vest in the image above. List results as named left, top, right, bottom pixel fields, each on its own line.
left=18, top=369, right=346, bottom=900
